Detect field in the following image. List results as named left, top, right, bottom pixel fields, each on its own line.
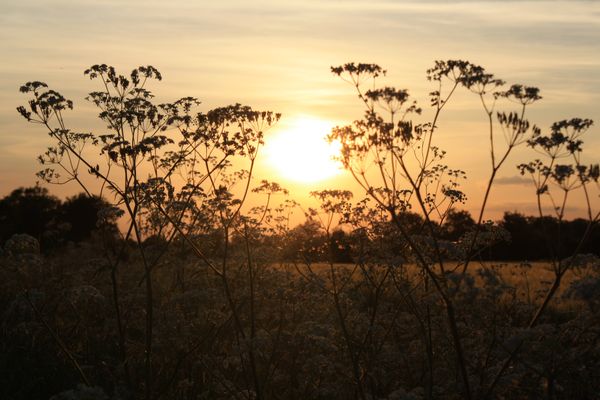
left=288, top=261, right=581, bottom=300
left=2, top=233, right=600, bottom=400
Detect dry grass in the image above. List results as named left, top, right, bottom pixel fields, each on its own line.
left=278, top=260, right=588, bottom=309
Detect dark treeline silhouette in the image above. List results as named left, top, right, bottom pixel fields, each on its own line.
left=3, top=186, right=597, bottom=261
left=296, top=209, right=600, bottom=263
left=489, top=211, right=600, bottom=260
left=0, top=186, right=116, bottom=252
left=439, top=209, right=600, bottom=261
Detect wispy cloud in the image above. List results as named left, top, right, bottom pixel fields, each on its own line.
left=495, top=175, right=531, bottom=186
left=486, top=202, right=587, bottom=218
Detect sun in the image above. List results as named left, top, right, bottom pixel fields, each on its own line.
left=264, top=117, right=343, bottom=183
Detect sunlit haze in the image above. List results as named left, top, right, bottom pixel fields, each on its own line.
left=263, top=117, right=342, bottom=183
left=2, top=0, right=599, bottom=219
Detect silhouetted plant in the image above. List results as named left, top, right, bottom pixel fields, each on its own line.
left=17, top=64, right=281, bottom=400
left=328, top=60, right=598, bottom=399
left=7, top=60, right=599, bottom=400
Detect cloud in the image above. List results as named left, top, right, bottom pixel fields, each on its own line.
left=494, top=175, right=531, bottom=185
left=485, top=201, right=587, bottom=218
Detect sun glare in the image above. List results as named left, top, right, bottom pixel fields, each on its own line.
left=264, top=117, right=343, bottom=183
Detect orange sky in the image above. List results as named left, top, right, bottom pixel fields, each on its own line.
left=1, top=0, right=599, bottom=221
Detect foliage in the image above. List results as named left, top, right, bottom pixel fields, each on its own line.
left=0, top=187, right=115, bottom=251
left=0, top=186, right=61, bottom=245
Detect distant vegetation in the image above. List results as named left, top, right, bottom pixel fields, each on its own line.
left=0, top=187, right=116, bottom=252
left=2, top=186, right=598, bottom=261
left=2, top=61, right=598, bottom=400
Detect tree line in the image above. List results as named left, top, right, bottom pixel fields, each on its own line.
left=2, top=186, right=597, bottom=262
left=0, top=186, right=116, bottom=252
left=285, top=208, right=600, bottom=263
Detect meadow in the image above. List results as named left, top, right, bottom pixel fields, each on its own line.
left=2, top=236, right=599, bottom=400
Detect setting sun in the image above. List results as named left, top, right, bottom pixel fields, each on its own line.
left=264, top=117, right=343, bottom=183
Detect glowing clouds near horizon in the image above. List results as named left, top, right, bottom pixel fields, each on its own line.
left=264, top=117, right=343, bottom=183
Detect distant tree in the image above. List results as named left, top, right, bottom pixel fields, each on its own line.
left=396, top=211, right=426, bottom=234
left=281, top=219, right=326, bottom=262
left=329, top=229, right=353, bottom=263
left=488, top=212, right=534, bottom=260
left=568, top=217, right=600, bottom=255
left=0, top=186, right=61, bottom=246
left=59, top=193, right=114, bottom=242
left=483, top=212, right=600, bottom=261
left=0, top=187, right=118, bottom=251
left=442, top=209, right=476, bottom=241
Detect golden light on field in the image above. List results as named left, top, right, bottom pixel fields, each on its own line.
left=264, top=117, right=343, bottom=183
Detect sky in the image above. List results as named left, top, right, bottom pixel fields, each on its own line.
left=1, top=0, right=599, bottom=220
